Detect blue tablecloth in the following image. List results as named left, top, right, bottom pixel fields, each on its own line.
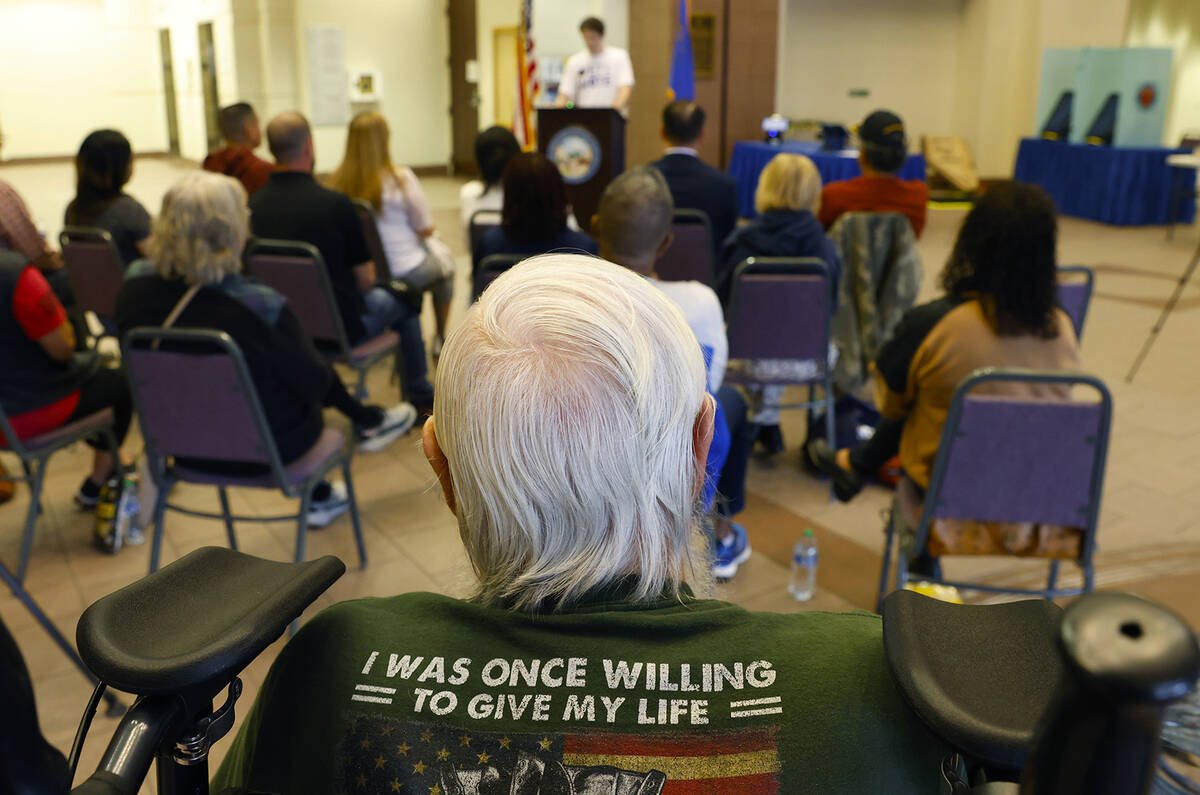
left=1012, top=138, right=1195, bottom=226
left=728, top=140, right=927, bottom=219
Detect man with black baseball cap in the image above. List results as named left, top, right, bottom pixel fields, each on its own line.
left=819, top=109, right=929, bottom=237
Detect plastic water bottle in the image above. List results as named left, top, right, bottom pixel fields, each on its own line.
left=789, top=529, right=819, bottom=601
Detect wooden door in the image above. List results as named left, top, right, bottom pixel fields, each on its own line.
left=448, top=0, right=480, bottom=175
left=493, top=27, right=518, bottom=128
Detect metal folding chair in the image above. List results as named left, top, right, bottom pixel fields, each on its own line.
left=122, top=327, right=367, bottom=574
left=59, top=226, right=125, bottom=343
left=468, top=209, right=502, bottom=265
left=473, top=253, right=524, bottom=299
left=244, top=238, right=399, bottom=400
left=1057, top=265, right=1095, bottom=342
left=723, top=257, right=837, bottom=496
left=877, top=368, right=1112, bottom=611
left=0, top=405, right=124, bottom=715
left=656, top=209, right=715, bottom=286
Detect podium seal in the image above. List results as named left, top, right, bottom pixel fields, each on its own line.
left=548, top=126, right=602, bottom=185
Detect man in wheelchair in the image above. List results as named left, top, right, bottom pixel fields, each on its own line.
left=212, top=256, right=948, bottom=793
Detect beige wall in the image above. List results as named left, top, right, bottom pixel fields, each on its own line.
left=294, top=0, right=450, bottom=171
left=1127, top=0, right=1200, bottom=145
left=776, top=0, right=963, bottom=152
left=0, top=0, right=237, bottom=163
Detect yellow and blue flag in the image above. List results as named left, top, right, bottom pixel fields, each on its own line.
left=668, top=0, right=694, bottom=101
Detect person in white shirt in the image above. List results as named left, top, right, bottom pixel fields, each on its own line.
left=329, top=111, right=452, bottom=347
left=555, top=17, right=635, bottom=112
left=458, top=126, right=521, bottom=243
left=594, top=165, right=756, bottom=581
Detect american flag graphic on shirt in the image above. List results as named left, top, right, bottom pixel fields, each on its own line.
left=337, top=716, right=781, bottom=794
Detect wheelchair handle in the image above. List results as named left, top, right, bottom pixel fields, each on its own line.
left=1021, top=592, right=1200, bottom=794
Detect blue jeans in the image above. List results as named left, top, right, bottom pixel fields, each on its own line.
left=716, top=385, right=752, bottom=517
left=359, top=287, right=434, bottom=407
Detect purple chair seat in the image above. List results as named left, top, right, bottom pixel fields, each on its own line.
left=172, top=428, right=346, bottom=489
left=3, top=409, right=113, bottom=454
left=347, top=330, right=400, bottom=363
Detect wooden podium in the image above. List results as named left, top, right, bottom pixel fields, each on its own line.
left=538, top=108, right=626, bottom=233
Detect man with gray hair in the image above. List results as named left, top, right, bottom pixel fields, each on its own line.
left=594, top=166, right=752, bottom=580
left=214, top=256, right=945, bottom=794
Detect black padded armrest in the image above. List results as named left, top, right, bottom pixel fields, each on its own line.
left=77, top=547, right=344, bottom=697
left=882, top=590, right=1064, bottom=771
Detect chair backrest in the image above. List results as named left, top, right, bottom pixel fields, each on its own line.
left=469, top=209, right=502, bottom=262
left=1056, top=265, right=1094, bottom=342
left=726, top=257, right=833, bottom=365
left=473, top=253, right=524, bottom=299
left=920, top=368, right=1112, bottom=558
left=59, top=226, right=125, bottom=320
left=351, top=199, right=392, bottom=280
left=656, top=209, right=715, bottom=286
left=122, top=327, right=286, bottom=479
left=244, top=238, right=350, bottom=353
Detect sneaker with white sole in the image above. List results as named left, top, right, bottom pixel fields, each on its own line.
left=307, top=481, right=350, bottom=528
left=712, top=522, right=751, bottom=579
left=356, top=402, right=417, bottom=453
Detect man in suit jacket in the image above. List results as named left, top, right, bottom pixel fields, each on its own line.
left=651, top=101, right=739, bottom=257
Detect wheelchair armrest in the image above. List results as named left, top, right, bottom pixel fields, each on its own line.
left=882, top=590, right=1064, bottom=772
left=77, top=547, right=344, bottom=699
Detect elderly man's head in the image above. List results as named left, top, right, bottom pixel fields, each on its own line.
left=424, top=255, right=714, bottom=610
left=593, top=166, right=675, bottom=275
left=149, top=171, right=248, bottom=285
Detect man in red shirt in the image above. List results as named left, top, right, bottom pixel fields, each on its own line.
left=0, top=251, right=132, bottom=506
left=202, top=103, right=274, bottom=197
left=819, top=110, right=929, bottom=238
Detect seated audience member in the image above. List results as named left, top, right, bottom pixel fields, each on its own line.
left=593, top=166, right=754, bottom=579
left=818, top=110, right=929, bottom=237
left=328, top=111, right=452, bottom=347
left=807, top=183, right=1080, bottom=571
left=459, top=126, right=521, bottom=235
left=116, top=173, right=415, bottom=525
left=473, top=152, right=597, bottom=273
left=0, top=249, right=132, bottom=507
left=651, top=100, right=739, bottom=257
left=64, top=130, right=150, bottom=268
left=212, top=255, right=947, bottom=793
left=0, top=125, right=86, bottom=343
left=202, top=102, right=274, bottom=197
left=250, top=112, right=434, bottom=414
left=720, top=153, right=842, bottom=454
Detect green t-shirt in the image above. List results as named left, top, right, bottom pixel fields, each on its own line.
left=213, top=584, right=947, bottom=793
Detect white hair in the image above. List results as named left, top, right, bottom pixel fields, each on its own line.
left=150, top=171, right=249, bottom=285
left=434, top=254, right=709, bottom=610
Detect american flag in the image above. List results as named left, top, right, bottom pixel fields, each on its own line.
left=337, top=716, right=781, bottom=794
left=514, top=0, right=538, bottom=149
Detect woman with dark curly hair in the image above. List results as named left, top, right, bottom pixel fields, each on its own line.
left=806, top=182, right=1080, bottom=524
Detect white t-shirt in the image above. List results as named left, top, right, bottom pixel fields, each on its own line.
left=651, top=277, right=727, bottom=393
left=558, top=47, right=635, bottom=109
left=377, top=168, right=435, bottom=276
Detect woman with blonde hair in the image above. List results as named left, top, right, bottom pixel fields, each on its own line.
left=719, top=153, right=842, bottom=454
left=328, top=111, right=452, bottom=346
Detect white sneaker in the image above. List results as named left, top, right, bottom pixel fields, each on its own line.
left=356, top=403, right=417, bottom=453
left=307, top=481, right=350, bottom=528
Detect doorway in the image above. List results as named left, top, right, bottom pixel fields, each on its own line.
left=159, top=29, right=180, bottom=156
left=197, top=22, right=221, bottom=153
left=493, top=27, right=518, bottom=128
left=447, top=0, right=480, bottom=175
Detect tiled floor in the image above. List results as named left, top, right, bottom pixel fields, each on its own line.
left=3, top=157, right=1200, bottom=789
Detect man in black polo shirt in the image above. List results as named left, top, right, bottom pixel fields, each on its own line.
left=249, top=112, right=434, bottom=412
